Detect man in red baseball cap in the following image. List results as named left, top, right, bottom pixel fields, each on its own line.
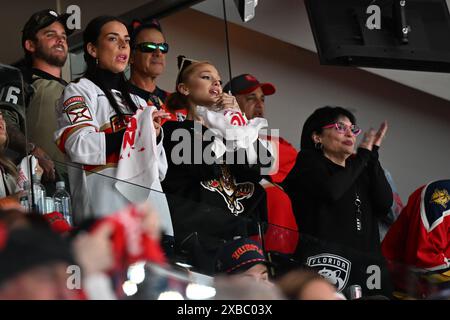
left=224, top=75, right=299, bottom=256
left=224, top=74, right=296, bottom=183
left=223, top=74, right=275, bottom=120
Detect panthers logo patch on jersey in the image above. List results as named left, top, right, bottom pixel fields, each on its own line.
left=201, top=165, right=254, bottom=215
left=422, top=180, right=450, bottom=232
left=306, top=253, right=351, bottom=292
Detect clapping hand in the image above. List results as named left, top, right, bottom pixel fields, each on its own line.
left=359, top=128, right=376, bottom=151
left=373, top=121, right=388, bottom=147
left=359, top=121, right=388, bottom=151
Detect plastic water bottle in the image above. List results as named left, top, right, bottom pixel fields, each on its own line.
left=32, top=174, right=46, bottom=213
left=45, top=197, right=55, bottom=214
left=53, top=181, right=72, bottom=225
left=20, top=181, right=31, bottom=211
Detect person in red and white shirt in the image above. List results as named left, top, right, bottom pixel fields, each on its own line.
left=382, top=179, right=450, bottom=272
left=224, top=74, right=298, bottom=254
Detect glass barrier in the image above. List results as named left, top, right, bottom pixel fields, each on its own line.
left=258, top=221, right=450, bottom=300
left=68, top=51, right=85, bottom=81
left=0, top=63, right=27, bottom=158
left=382, top=259, right=450, bottom=300
left=3, top=1, right=449, bottom=301
left=65, top=159, right=267, bottom=269
left=12, top=106, right=449, bottom=301
left=123, top=262, right=215, bottom=300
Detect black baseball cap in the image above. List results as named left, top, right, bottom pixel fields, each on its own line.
left=223, top=74, right=276, bottom=96
left=22, top=9, right=73, bottom=48
left=215, top=237, right=273, bottom=274
left=0, top=224, right=74, bottom=285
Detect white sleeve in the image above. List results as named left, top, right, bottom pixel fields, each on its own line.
left=54, top=80, right=106, bottom=165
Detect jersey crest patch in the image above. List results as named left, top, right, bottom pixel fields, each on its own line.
left=201, top=165, right=254, bottom=215
left=430, top=189, right=450, bottom=209
left=306, top=253, right=351, bottom=292
left=422, top=180, right=450, bottom=232
left=65, top=100, right=93, bottom=125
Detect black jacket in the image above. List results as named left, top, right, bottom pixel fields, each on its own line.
left=283, top=147, right=393, bottom=296
left=161, top=120, right=269, bottom=272
left=283, top=147, right=392, bottom=252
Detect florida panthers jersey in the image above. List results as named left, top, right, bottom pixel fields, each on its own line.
left=54, top=78, right=167, bottom=224
left=382, top=180, right=450, bottom=272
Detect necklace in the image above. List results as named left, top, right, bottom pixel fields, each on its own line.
left=355, top=192, right=363, bottom=234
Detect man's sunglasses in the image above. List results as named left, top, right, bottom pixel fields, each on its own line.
left=134, top=42, right=169, bottom=54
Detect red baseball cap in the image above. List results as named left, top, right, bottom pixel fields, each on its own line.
left=223, top=74, right=276, bottom=96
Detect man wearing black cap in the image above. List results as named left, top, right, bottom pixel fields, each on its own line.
left=0, top=225, right=75, bottom=299
left=4, top=10, right=72, bottom=186
left=215, top=237, right=273, bottom=285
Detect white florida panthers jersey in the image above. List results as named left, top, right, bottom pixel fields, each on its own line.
left=54, top=78, right=169, bottom=226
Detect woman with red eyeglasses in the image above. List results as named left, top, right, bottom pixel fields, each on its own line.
left=283, top=106, right=393, bottom=298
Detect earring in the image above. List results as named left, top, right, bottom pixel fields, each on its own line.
left=95, top=58, right=99, bottom=66
left=314, top=142, right=323, bottom=150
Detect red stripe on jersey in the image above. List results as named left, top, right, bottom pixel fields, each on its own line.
left=83, top=152, right=120, bottom=173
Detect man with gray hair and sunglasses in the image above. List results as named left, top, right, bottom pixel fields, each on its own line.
left=128, top=19, right=186, bottom=124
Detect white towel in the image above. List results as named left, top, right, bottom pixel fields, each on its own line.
left=115, top=106, right=173, bottom=236
left=196, top=106, right=268, bottom=162
left=16, top=155, right=40, bottom=191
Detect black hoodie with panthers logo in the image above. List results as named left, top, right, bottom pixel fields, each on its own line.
left=162, top=120, right=269, bottom=273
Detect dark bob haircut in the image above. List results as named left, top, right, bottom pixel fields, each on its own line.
left=300, top=106, right=357, bottom=150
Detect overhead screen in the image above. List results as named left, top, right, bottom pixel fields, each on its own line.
left=305, top=0, right=450, bottom=72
